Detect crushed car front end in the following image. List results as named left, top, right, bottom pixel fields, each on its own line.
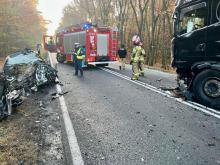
left=0, top=49, right=57, bottom=120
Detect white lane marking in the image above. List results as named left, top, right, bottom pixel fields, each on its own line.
left=49, top=53, right=84, bottom=165
left=101, top=68, right=220, bottom=119
left=187, top=100, right=220, bottom=115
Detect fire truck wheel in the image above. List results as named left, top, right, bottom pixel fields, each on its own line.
left=96, top=64, right=109, bottom=67
left=56, top=53, right=65, bottom=63
left=193, top=69, right=220, bottom=110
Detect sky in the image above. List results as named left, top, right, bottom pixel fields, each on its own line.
left=37, top=0, right=72, bottom=35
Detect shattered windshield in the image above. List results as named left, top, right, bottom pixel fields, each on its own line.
left=5, top=51, right=41, bottom=65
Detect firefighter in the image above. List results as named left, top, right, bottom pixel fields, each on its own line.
left=73, top=43, right=85, bottom=76
left=131, top=37, right=145, bottom=80
left=118, top=44, right=127, bottom=70
left=138, top=41, right=146, bottom=77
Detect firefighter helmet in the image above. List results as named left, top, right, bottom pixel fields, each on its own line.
left=74, top=43, right=81, bottom=48
left=132, top=35, right=141, bottom=45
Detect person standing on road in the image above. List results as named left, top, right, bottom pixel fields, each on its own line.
left=36, top=43, right=41, bottom=55
left=131, top=42, right=141, bottom=80
left=131, top=38, right=145, bottom=80
left=73, top=43, right=85, bottom=76
left=117, top=44, right=127, bottom=70
left=138, top=41, right=146, bottom=77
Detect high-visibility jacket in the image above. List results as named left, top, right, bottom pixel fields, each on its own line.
left=76, top=47, right=85, bottom=60
left=131, top=46, right=145, bottom=63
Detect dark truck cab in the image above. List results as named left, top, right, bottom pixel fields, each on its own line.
left=172, top=0, right=220, bottom=109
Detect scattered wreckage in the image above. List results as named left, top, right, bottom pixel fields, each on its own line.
left=0, top=49, right=57, bottom=120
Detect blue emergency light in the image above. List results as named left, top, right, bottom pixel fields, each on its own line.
left=83, top=23, right=92, bottom=30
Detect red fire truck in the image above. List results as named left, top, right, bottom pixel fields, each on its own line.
left=43, top=23, right=118, bottom=66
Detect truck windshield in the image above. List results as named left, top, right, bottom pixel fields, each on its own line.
left=177, top=3, right=207, bottom=35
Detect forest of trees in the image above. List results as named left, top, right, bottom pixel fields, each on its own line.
left=0, top=0, right=46, bottom=58
left=58, top=0, right=176, bottom=69
left=0, top=0, right=176, bottom=69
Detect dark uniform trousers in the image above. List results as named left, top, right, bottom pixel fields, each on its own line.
left=75, top=59, right=83, bottom=76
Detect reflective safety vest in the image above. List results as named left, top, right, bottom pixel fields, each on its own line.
left=76, top=48, right=85, bottom=60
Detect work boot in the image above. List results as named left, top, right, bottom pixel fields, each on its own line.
left=131, top=75, right=138, bottom=80
left=131, top=77, right=138, bottom=80
left=140, top=72, right=144, bottom=77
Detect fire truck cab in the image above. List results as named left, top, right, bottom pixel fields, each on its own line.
left=43, top=35, right=56, bottom=53
left=43, top=23, right=118, bottom=66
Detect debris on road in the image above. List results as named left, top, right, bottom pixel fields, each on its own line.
left=208, top=143, right=216, bottom=147
left=159, top=87, right=177, bottom=91
left=51, top=91, right=69, bottom=100
left=39, top=101, right=43, bottom=107
left=0, top=49, right=57, bottom=120
left=159, top=86, right=194, bottom=101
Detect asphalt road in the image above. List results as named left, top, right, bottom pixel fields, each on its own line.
left=52, top=55, right=220, bottom=165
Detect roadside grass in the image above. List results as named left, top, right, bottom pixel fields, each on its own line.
left=0, top=104, right=38, bottom=164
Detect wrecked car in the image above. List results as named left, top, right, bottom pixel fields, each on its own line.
left=0, top=49, right=57, bottom=120
left=0, top=72, right=7, bottom=120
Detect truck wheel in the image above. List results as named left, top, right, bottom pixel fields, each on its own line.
left=56, top=53, right=65, bottom=63
left=193, top=69, right=220, bottom=109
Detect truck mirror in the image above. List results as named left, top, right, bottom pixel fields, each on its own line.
left=172, top=12, right=178, bottom=20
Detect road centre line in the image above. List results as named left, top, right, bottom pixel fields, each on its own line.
left=49, top=53, right=84, bottom=165
left=101, top=68, right=220, bottom=119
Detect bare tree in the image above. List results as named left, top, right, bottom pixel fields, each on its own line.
left=58, top=0, right=176, bottom=69
left=129, top=0, right=150, bottom=37
left=115, top=0, right=129, bottom=44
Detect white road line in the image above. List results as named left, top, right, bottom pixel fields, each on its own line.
left=101, top=68, right=220, bottom=119
left=49, top=53, right=84, bottom=165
